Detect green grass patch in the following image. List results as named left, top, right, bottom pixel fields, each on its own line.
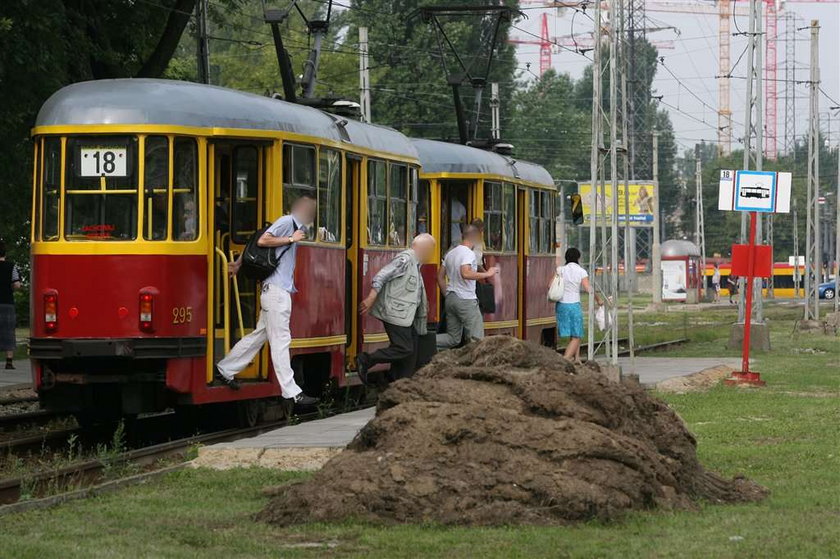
left=0, top=307, right=837, bottom=558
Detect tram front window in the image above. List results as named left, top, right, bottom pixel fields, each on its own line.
left=64, top=136, right=138, bottom=240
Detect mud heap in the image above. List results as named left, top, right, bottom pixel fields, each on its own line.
left=262, top=337, right=766, bottom=526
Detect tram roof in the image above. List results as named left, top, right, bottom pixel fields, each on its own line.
left=35, top=79, right=419, bottom=160
left=411, top=138, right=554, bottom=188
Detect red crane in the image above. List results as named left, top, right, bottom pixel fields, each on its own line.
left=509, top=12, right=553, bottom=75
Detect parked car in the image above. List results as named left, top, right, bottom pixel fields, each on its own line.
left=818, top=279, right=836, bottom=300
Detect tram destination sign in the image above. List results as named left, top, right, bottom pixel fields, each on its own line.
left=79, top=147, right=128, bottom=177
left=718, top=169, right=792, bottom=213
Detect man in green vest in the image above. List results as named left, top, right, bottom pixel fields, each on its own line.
left=356, top=233, right=436, bottom=383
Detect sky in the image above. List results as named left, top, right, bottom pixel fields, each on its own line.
left=511, top=1, right=840, bottom=158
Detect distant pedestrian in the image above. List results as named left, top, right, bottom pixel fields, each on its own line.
left=554, top=247, right=601, bottom=363
left=356, top=234, right=436, bottom=383
left=0, top=241, right=22, bottom=370
left=437, top=225, right=498, bottom=350
left=727, top=275, right=739, bottom=304
left=712, top=263, right=721, bottom=303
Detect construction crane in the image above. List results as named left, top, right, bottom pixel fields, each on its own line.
left=508, top=10, right=676, bottom=76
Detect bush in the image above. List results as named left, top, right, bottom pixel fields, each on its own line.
left=14, top=287, right=28, bottom=328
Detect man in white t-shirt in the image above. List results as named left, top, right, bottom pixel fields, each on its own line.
left=436, top=225, right=498, bottom=350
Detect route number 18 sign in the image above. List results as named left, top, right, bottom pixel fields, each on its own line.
left=718, top=170, right=792, bottom=214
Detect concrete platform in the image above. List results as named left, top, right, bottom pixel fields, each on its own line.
left=0, top=359, right=32, bottom=389
left=194, top=356, right=741, bottom=471
left=616, top=356, right=743, bottom=388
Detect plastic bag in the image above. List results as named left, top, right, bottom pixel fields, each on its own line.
left=595, top=303, right=611, bottom=332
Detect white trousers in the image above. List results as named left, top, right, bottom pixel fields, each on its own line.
left=216, top=285, right=303, bottom=399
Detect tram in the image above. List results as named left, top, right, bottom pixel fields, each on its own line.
left=28, top=79, right=557, bottom=424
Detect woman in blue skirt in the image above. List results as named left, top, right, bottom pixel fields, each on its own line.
left=554, top=247, right=601, bottom=362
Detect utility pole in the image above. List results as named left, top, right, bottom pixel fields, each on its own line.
left=835, top=141, right=839, bottom=314
left=586, top=0, right=603, bottom=362
left=652, top=131, right=662, bottom=305
left=804, top=20, right=821, bottom=321
left=490, top=82, right=500, bottom=140
left=196, top=0, right=210, bottom=84
left=609, top=0, right=620, bottom=365
left=738, top=0, right=764, bottom=325
left=695, top=144, right=706, bottom=296
left=620, top=2, right=636, bottom=375
left=793, top=199, right=800, bottom=298
left=359, top=26, right=371, bottom=123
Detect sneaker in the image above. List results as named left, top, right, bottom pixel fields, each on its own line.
left=292, top=393, right=319, bottom=406
left=214, top=366, right=241, bottom=391
left=355, top=353, right=370, bottom=385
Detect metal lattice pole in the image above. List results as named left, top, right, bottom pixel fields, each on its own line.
left=739, top=0, right=764, bottom=324
left=804, top=20, right=821, bottom=321
left=587, top=0, right=603, bottom=362
left=695, top=145, right=706, bottom=296
left=609, top=0, right=620, bottom=365
left=784, top=13, right=796, bottom=157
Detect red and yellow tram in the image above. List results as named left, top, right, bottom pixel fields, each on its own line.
left=29, top=79, right=557, bottom=423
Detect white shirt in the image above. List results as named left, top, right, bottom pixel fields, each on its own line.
left=443, top=244, right=477, bottom=300
left=559, top=262, right=588, bottom=303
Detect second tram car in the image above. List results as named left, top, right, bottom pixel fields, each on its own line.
left=28, top=79, right=558, bottom=424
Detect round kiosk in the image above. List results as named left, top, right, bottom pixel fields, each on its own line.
left=660, top=240, right=703, bottom=303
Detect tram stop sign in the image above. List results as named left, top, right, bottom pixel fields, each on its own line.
left=717, top=169, right=792, bottom=387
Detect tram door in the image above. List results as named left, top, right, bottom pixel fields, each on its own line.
left=345, top=156, right=362, bottom=366
left=440, top=180, right=472, bottom=251
left=211, top=142, right=269, bottom=381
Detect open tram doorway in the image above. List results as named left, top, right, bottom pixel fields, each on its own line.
left=440, top=180, right=472, bottom=251
left=210, top=142, right=269, bottom=382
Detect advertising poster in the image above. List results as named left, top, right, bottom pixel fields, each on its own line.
left=661, top=260, right=687, bottom=301
left=577, top=182, right=656, bottom=227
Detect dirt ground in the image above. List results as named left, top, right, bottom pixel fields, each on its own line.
left=262, top=337, right=767, bottom=526
left=655, top=365, right=734, bottom=394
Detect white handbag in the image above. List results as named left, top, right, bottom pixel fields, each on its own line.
left=547, top=266, right=565, bottom=302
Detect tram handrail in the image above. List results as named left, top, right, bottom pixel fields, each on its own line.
left=229, top=249, right=246, bottom=341
left=213, top=247, right=231, bottom=354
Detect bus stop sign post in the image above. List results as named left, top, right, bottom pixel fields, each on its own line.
left=718, top=169, right=792, bottom=386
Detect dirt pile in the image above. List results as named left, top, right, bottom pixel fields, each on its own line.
left=262, top=337, right=767, bottom=526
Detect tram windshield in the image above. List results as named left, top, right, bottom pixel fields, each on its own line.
left=34, top=135, right=199, bottom=242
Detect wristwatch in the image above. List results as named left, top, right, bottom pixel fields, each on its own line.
left=288, top=236, right=296, bottom=244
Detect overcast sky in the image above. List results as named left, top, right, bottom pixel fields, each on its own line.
left=511, top=2, right=840, bottom=157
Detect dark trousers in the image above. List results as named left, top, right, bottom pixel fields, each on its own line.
left=367, top=321, right=418, bottom=380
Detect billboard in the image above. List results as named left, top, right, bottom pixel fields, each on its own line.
left=577, top=182, right=656, bottom=227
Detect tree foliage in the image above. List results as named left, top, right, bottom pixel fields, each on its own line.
left=0, top=0, right=207, bottom=267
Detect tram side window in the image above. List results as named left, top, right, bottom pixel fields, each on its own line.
left=367, top=160, right=387, bottom=246
left=143, top=136, right=169, bottom=240
left=389, top=163, right=408, bottom=247
left=483, top=181, right=503, bottom=251
left=232, top=146, right=259, bottom=244
left=502, top=183, right=516, bottom=252
left=283, top=144, right=317, bottom=240
left=173, top=138, right=198, bottom=241
left=416, top=178, right=430, bottom=234
left=40, top=137, right=61, bottom=241
left=65, top=136, right=138, bottom=240
left=317, top=149, right=341, bottom=243
left=529, top=189, right=554, bottom=255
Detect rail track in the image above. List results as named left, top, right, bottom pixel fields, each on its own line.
left=0, top=406, right=364, bottom=507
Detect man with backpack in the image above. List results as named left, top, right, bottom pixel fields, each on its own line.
left=215, top=195, right=319, bottom=406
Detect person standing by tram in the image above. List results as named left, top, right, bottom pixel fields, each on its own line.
left=215, top=196, right=319, bottom=406
left=356, top=233, right=436, bottom=383
left=0, top=241, right=22, bottom=370
left=436, top=225, right=498, bottom=350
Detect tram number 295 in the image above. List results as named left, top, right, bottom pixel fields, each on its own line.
left=172, top=307, right=193, bottom=324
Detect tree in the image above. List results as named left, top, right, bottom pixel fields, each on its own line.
left=506, top=70, right=590, bottom=180
left=0, top=0, right=209, bottom=268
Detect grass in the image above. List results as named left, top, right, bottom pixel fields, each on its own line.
left=0, top=306, right=838, bottom=558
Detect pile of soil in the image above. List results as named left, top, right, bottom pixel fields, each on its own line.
left=262, top=337, right=767, bottom=526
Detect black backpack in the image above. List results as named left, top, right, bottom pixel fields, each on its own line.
left=239, top=223, right=292, bottom=281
